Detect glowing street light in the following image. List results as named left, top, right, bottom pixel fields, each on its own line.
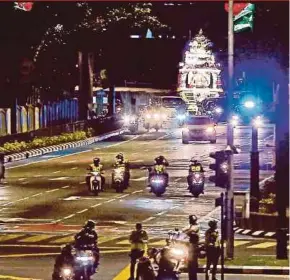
left=253, top=116, right=263, bottom=127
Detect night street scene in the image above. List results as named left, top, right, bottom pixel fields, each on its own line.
left=0, top=1, right=289, bottom=280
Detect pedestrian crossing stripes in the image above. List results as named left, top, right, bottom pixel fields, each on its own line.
left=0, top=233, right=287, bottom=251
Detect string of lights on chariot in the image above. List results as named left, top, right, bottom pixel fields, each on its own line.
left=177, top=29, right=224, bottom=111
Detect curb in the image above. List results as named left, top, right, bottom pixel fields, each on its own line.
left=4, top=129, right=125, bottom=164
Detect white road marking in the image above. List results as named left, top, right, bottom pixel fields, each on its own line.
left=91, top=203, right=102, bottom=208
left=49, top=177, right=69, bottom=181
left=21, top=182, right=29, bottom=185
left=79, top=181, right=86, bottom=185
left=63, top=214, right=75, bottom=219
left=33, top=175, right=41, bottom=178
left=63, top=196, right=81, bottom=201
left=118, top=194, right=130, bottom=199
left=52, top=171, right=61, bottom=174
left=156, top=211, right=167, bottom=216
left=170, top=206, right=180, bottom=209
left=64, top=160, right=76, bottom=163
left=77, top=209, right=88, bottom=214
left=104, top=199, right=116, bottom=203
left=143, top=217, right=156, bottom=223
left=132, top=190, right=143, bottom=194
left=131, top=177, right=147, bottom=181
left=18, top=178, right=26, bottom=181
left=71, top=167, right=78, bottom=170
left=61, top=185, right=70, bottom=189
left=174, top=178, right=182, bottom=182
left=46, top=188, right=59, bottom=193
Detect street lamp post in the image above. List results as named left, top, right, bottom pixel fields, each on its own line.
left=226, top=0, right=235, bottom=259
left=250, top=118, right=260, bottom=212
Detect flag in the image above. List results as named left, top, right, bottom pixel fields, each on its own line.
left=233, top=3, right=255, bottom=33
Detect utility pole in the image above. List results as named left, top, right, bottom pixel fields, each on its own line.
left=250, top=124, right=260, bottom=212
left=275, top=75, right=289, bottom=260
left=226, top=0, right=234, bottom=259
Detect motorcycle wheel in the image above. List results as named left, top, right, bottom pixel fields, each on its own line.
left=93, top=181, right=99, bottom=196
left=115, top=181, right=124, bottom=193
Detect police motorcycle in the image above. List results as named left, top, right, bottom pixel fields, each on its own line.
left=187, top=162, right=205, bottom=198
left=87, top=171, right=102, bottom=196
left=123, top=114, right=139, bottom=134
left=112, top=165, right=126, bottom=193
left=144, top=112, right=166, bottom=132
left=148, top=164, right=168, bottom=197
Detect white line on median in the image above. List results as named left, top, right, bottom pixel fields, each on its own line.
left=91, top=203, right=102, bottom=208
left=156, top=211, right=167, bottom=216
left=63, top=214, right=75, bottom=220
left=46, top=188, right=59, bottom=193
left=132, top=190, right=143, bottom=194
left=77, top=209, right=88, bottom=214
left=61, top=185, right=70, bottom=189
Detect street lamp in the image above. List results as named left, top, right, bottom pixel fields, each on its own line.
left=230, top=115, right=239, bottom=127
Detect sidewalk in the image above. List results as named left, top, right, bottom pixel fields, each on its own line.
left=4, top=128, right=125, bottom=164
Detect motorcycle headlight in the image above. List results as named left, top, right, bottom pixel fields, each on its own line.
left=146, top=114, right=151, bottom=119
left=206, top=127, right=214, bottom=133
left=62, top=268, right=72, bottom=276
left=154, top=114, right=159, bottom=119
left=215, top=107, right=223, bottom=114
left=76, top=256, right=94, bottom=262
left=171, top=248, right=185, bottom=257
left=151, top=178, right=164, bottom=184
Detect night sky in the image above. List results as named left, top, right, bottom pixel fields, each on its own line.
left=0, top=2, right=288, bottom=95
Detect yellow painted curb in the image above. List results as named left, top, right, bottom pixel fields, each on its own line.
left=0, top=275, right=41, bottom=280
left=113, top=264, right=130, bottom=280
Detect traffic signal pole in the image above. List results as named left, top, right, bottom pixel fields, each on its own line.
left=226, top=0, right=235, bottom=259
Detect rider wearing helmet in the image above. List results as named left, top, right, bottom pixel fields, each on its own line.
left=205, top=220, right=220, bottom=280
left=148, top=156, right=169, bottom=191
left=52, top=244, right=75, bottom=280
left=114, top=153, right=130, bottom=187
left=74, top=220, right=100, bottom=271
left=187, top=158, right=204, bottom=190
left=86, top=157, right=105, bottom=191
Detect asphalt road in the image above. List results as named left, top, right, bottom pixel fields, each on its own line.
left=0, top=124, right=276, bottom=279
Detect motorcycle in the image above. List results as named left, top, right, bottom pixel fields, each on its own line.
left=0, top=161, right=5, bottom=183
left=74, top=249, right=96, bottom=280
left=188, top=172, right=205, bottom=198
left=143, top=113, right=165, bottom=132
left=112, top=166, right=126, bottom=193
left=88, top=171, right=102, bottom=196
left=148, top=165, right=168, bottom=197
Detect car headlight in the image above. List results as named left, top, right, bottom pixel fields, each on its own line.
left=206, top=127, right=214, bottom=133
left=62, top=268, right=72, bottom=276
left=146, top=114, right=151, bottom=119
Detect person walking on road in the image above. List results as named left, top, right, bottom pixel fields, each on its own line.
left=205, top=220, right=221, bottom=280
left=128, top=223, right=148, bottom=280
left=188, top=232, right=199, bottom=280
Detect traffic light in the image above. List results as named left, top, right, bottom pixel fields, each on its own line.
left=209, top=150, right=232, bottom=188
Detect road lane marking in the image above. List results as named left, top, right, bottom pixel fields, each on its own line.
left=64, top=160, right=76, bottom=163
left=233, top=240, right=251, bottom=247
left=91, top=203, right=102, bottom=208
left=0, top=275, right=41, bottom=280
left=63, top=214, right=76, bottom=220
left=104, top=198, right=116, bottom=203
left=49, top=177, right=69, bottom=181
left=143, top=216, right=156, bottom=223
left=247, top=242, right=276, bottom=249
left=77, top=209, right=88, bottom=214
left=61, top=185, right=70, bottom=189
left=131, top=176, right=147, bottom=181
left=18, top=234, right=52, bottom=243
left=31, top=193, right=43, bottom=197
left=0, top=234, right=24, bottom=242
left=46, top=188, right=59, bottom=193
left=17, top=178, right=26, bottom=181
left=174, top=178, right=182, bottom=182
left=52, top=171, right=61, bottom=174
left=132, top=190, right=143, bottom=194
left=118, top=194, right=130, bottom=199
left=79, top=181, right=86, bottom=184
left=71, top=167, right=78, bottom=170
left=156, top=211, right=167, bottom=216
left=113, top=264, right=130, bottom=280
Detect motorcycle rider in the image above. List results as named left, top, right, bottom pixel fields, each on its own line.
left=205, top=220, right=221, bottom=280
left=114, top=153, right=130, bottom=187
left=187, top=158, right=205, bottom=190
left=86, top=157, right=105, bottom=191
left=52, top=244, right=75, bottom=279
left=128, top=223, right=148, bottom=280
left=149, top=155, right=169, bottom=191
left=74, top=220, right=100, bottom=271
left=0, top=152, right=5, bottom=183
